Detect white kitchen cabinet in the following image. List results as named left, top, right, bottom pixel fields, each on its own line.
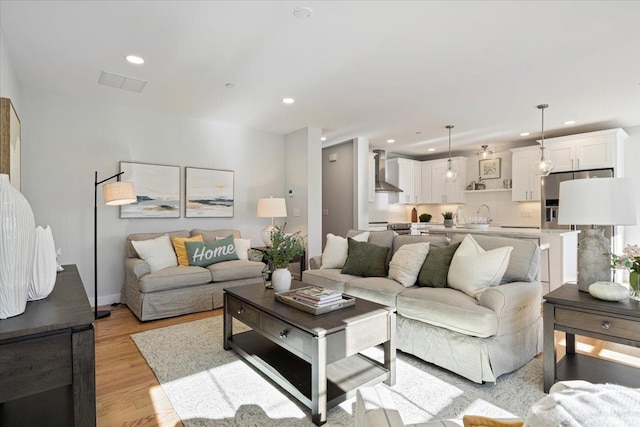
left=424, top=157, right=466, bottom=204
left=420, top=162, right=432, bottom=203
left=368, top=152, right=375, bottom=202
left=543, top=128, right=627, bottom=172
left=511, top=147, right=541, bottom=202
left=388, top=158, right=422, bottom=204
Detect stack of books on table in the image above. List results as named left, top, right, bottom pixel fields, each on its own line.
left=275, top=286, right=355, bottom=314
left=294, top=287, right=344, bottom=307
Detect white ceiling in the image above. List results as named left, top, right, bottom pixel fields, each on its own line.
left=2, top=1, right=639, bottom=157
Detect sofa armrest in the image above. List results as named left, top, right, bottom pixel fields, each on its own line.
left=478, top=282, right=541, bottom=336
left=125, top=258, right=151, bottom=284
left=309, top=255, right=322, bottom=270
left=356, top=386, right=405, bottom=427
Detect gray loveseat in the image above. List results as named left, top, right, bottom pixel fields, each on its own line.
left=302, top=230, right=542, bottom=383
left=122, top=229, right=265, bottom=321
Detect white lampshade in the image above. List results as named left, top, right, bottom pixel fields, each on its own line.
left=257, top=197, right=287, bottom=218
left=558, top=177, right=636, bottom=226
left=103, top=181, right=137, bottom=206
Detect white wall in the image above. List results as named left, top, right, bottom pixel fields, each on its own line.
left=21, top=89, right=285, bottom=306
left=284, top=127, right=322, bottom=263
left=623, top=125, right=640, bottom=245
left=0, top=26, right=21, bottom=110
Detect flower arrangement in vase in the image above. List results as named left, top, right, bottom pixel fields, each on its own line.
left=610, top=244, right=640, bottom=300
left=262, top=224, right=306, bottom=292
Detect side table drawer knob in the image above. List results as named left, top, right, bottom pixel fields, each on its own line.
left=601, top=321, right=611, bottom=330
left=237, top=307, right=244, bottom=315
left=279, top=329, right=288, bottom=339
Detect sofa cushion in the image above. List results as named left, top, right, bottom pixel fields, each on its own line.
left=207, top=259, right=265, bottom=282
left=391, top=234, right=449, bottom=255
left=417, top=242, right=461, bottom=288
left=450, top=234, right=540, bottom=283
left=131, top=234, right=179, bottom=272
left=388, top=242, right=430, bottom=287
left=172, top=235, right=205, bottom=266
left=448, top=234, right=513, bottom=298
left=216, top=236, right=251, bottom=260
left=345, top=277, right=407, bottom=307
left=342, top=239, right=389, bottom=277
left=127, top=230, right=190, bottom=258
left=320, top=232, right=369, bottom=269
left=185, top=235, right=239, bottom=267
left=138, top=266, right=212, bottom=293
left=301, top=269, right=358, bottom=293
left=347, top=229, right=395, bottom=266
left=397, top=287, right=499, bottom=338
left=191, top=228, right=241, bottom=242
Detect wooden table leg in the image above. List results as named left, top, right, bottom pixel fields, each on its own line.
left=223, top=293, right=232, bottom=351
left=311, top=335, right=327, bottom=426
left=384, top=310, right=396, bottom=386
left=543, top=302, right=556, bottom=393
left=566, top=332, right=576, bottom=354
left=72, top=327, right=96, bottom=427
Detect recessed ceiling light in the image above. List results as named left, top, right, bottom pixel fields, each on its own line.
left=282, top=97, right=295, bottom=104
left=293, top=7, right=313, bottom=19
left=520, top=132, right=530, bottom=137
left=387, top=139, right=395, bottom=144
left=427, top=148, right=436, bottom=152
left=564, top=120, right=576, bottom=125
left=125, top=55, right=145, bottom=65
left=321, top=137, right=326, bottom=141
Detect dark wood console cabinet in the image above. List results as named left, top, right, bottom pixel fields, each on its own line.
left=0, top=265, right=96, bottom=427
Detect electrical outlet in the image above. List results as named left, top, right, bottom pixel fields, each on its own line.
left=322, top=209, right=329, bottom=216
left=521, top=211, right=531, bottom=218
left=293, top=208, right=300, bottom=217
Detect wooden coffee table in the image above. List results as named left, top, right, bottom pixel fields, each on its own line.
left=543, top=284, right=640, bottom=392
left=223, top=281, right=396, bottom=425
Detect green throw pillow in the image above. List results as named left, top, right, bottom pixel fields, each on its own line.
left=341, top=238, right=388, bottom=277
left=417, top=242, right=461, bottom=288
left=185, top=235, right=239, bottom=267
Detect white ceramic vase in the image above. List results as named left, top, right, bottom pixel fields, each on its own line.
left=272, top=268, right=292, bottom=292
left=28, top=225, right=57, bottom=301
left=0, top=174, right=36, bottom=319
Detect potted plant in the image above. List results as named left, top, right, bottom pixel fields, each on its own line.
left=610, top=244, right=640, bottom=300
left=442, top=211, right=454, bottom=228
left=419, top=213, right=432, bottom=223
left=263, top=224, right=306, bottom=292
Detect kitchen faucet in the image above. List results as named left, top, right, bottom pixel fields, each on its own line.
left=477, top=204, right=493, bottom=223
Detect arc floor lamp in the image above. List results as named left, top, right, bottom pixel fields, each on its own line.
left=94, top=171, right=136, bottom=319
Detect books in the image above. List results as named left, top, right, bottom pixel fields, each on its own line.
left=274, top=286, right=355, bottom=315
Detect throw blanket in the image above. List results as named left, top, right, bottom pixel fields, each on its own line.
left=524, top=380, right=640, bottom=426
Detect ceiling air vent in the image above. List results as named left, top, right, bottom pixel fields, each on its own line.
left=98, top=71, right=147, bottom=93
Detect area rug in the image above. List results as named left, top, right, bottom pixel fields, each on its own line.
left=132, top=316, right=545, bottom=426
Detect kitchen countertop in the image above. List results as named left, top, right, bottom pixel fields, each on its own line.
left=411, top=224, right=580, bottom=238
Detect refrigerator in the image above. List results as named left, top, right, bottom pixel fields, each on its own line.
left=541, top=168, right=614, bottom=242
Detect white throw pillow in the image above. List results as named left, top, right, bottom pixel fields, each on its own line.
left=131, top=234, right=178, bottom=272
left=388, top=242, right=430, bottom=287
left=216, top=236, right=251, bottom=260
left=447, top=234, right=513, bottom=298
left=320, top=232, right=369, bottom=269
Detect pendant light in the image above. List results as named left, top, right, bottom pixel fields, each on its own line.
left=533, top=104, right=553, bottom=176
left=477, top=144, right=493, bottom=158
left=444, top=125, right=458, bottom=183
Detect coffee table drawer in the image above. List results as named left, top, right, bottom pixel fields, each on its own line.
left=227, top=296, right=260, bottom=329
left=261, top=314, right=312, bottom=357
left=556, top=308, right=640, bottom=342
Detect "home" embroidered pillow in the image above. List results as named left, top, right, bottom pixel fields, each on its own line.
left=184, top=235, right=239, bottom=267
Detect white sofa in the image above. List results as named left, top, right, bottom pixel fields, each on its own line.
left=302, top=230, right=542, bottom=383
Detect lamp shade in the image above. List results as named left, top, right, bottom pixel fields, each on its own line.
left=103, top=181, right=137, bottom=206
left=558, top=177, right=637, bottom=226
left=257, top=197, right=287, bottom=218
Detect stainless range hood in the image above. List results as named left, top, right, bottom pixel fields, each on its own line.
left=373, top=149, right=402, bottom=192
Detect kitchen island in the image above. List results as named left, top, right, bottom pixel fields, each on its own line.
left=413, top=224, right=579, bottom=295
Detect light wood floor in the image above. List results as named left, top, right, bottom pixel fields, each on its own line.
left=95, top=304, right=640, bottom=427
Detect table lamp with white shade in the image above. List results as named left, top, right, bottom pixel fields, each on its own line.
left=257, top=196, right=287, bottom=246
left=558, top=177, right=637, bottom=292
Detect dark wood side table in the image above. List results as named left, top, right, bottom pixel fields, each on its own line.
left=0, top=265, right=96, bottom=427
left=543, top=284, right=640, bottom=392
